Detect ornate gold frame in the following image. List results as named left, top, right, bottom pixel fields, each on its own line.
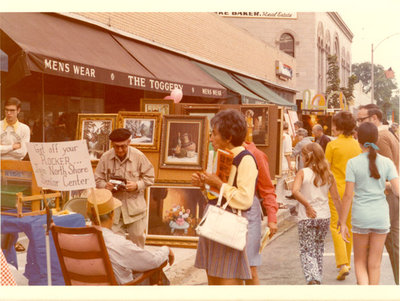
left=117, top=111, right=162, bottom=152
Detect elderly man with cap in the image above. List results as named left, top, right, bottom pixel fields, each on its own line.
left=95, top=128, right=155, bottom=248
left=87, top=188, right=174, bottom=284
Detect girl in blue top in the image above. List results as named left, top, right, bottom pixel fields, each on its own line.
left=340, top=122, right=399, bottom=285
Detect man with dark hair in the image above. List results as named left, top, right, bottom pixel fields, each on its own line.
left=312, top=124, right=331, bottom=152
left=357, top=104, right=399, bottom=284
left=87, top=188, right=174, bottom=284
left=95, top=128, right=155, bottom=248
left=1, top=97, right=31, bottom=253
left=1, top=97, right=30, bottom=160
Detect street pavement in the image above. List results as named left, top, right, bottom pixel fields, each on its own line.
left=14, top=204, right=397, bottom=286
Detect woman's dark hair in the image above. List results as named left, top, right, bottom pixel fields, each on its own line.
left=210, top=109, right=247, bottom=146
left=332, top=111, right=356, bottom=136
left=357, top=122, right=380, bottom=179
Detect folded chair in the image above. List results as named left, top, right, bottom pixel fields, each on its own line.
left=50, top=224, right=168, bottom=285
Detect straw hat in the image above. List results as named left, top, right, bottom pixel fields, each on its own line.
left=87, top=188, right=122, bottom=215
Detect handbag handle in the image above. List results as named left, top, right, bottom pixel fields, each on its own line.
left=216, top=183, right=242, bottom=217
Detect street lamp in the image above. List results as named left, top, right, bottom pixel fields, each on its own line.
left=371, top=33, right=400, bottom=103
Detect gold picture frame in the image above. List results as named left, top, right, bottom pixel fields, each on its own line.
left=117, top=111, right=162, bottom=152
left=76, top=114, right=118, bottom=162
left=159, top=115, right=209, bottom=170
left=145, top=184, right=207, bottom=248
left=241, top=105, right=270, bottom=146
left=140, top=98, right=174, bottom=115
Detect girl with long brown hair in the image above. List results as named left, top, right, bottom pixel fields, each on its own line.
left=339, top=122, right=399, bottom=285
left=292, top=143, right=341, bottom=284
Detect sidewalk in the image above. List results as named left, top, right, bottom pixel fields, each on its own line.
left=14, top=202, right=298, bottom=285
left=162, top=202, right=298, bottom=285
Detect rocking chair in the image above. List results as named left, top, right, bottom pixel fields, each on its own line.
left=50, top=224, right=168, bottom=285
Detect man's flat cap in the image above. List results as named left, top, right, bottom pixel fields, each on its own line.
left=109, top=128, right=131, bottom=142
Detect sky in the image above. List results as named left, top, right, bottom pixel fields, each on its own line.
left=339, top=8, right=400, bottom=95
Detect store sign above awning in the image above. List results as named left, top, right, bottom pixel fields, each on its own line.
left=33, top=54, right=225, bottom=97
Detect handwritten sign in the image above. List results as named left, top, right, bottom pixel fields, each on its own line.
left=27, top=140, right=95, bottom=191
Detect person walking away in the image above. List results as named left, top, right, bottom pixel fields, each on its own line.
left=356, top=104, right=399, bottom=284
left=191, top=109, right=258, bottom=285
left=95, top=128, right=155, bottom=248
left=325, top=111, right=361, bottom=280
left=312, top=124, right=331, bottom=152
left=292, top=143, right=341, bottom=284
left=339, top=122, right=399, bottom=285
left=244, top=140, right=278, bottom=285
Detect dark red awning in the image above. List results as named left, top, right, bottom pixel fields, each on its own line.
left=0, top=13, right=226, bottom=98
left=113, top=35, right=226, bottom=98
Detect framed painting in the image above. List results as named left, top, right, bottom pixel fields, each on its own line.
left=76, top=114, right=117, bottom=161
left=181, top=104, right=221, bottom=132
left=145, top=185, right=207, bottom=248
left=140, top=98, right=174, bottom=115
left=241, top=105, right=270, bottom=146
left=159, top=115, right=208, bottom=170
left=117, top=111, right=162, bottom=151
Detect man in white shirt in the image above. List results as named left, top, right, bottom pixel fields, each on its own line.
left=1, top=97, right=31, bottom=253
left=0, top=97, right=30, bottom=160
left=87, top=188, right=174, bottom=285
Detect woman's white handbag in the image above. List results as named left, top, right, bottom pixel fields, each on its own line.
left=196, top=184, right=248, bottom=251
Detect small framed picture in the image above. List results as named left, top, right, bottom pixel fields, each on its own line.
left=241, top=105, right=270, bottom=146
left=117, top=111, right=162, bottom=152
left=76, top=114, right=117, bottom=161
left=140, top=98, right=174, bottom=115
left=145, top=185, right=207, bottom=248
left=159, top=115, right=208, bottom=170
left=181, top=104, right=221, bottom=132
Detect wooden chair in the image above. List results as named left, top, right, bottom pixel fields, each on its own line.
left=50, top=224, right=168, bottom=285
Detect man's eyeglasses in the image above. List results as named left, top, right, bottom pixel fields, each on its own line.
left=356, top=115, right=371, bottom=123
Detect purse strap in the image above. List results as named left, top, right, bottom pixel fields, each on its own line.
left=216, top=183, right=242, bottom=217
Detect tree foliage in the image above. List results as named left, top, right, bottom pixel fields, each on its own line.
left=341, top=74, right=357, bottom=105
left=325, top=55, right=341, bottom=108
left=325, top=55, right=356, bottom=108
left=351, top=62, right=398, bottom=110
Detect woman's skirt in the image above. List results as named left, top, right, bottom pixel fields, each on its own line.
left=194, top=205, right=252, bottom=280
left=246, top=196, right=262, bottom=267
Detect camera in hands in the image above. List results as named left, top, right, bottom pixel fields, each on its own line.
left=109, top=176, right=127, bottom=192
